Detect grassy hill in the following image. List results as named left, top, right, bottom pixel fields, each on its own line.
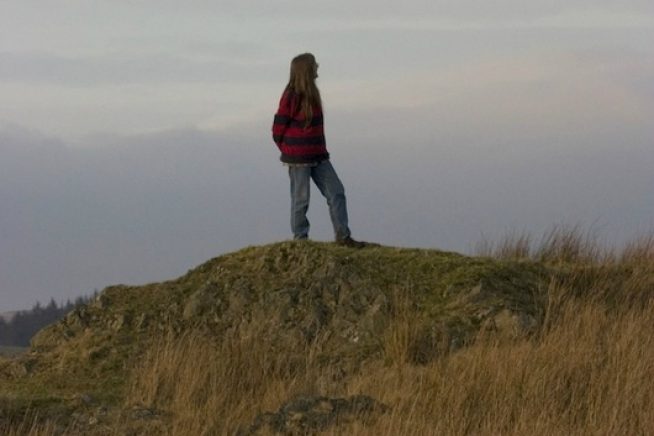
left=1, top=234, right=653, bottom=434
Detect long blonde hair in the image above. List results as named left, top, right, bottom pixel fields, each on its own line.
left=287, top=53, right=321, bottom=126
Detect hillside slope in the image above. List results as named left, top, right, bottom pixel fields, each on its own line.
left=3, top=236, right=653, bottom=434
left=1, top=241, right=549, bottom=419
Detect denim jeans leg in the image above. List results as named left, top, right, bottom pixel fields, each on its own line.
left=311, top=160, right=351, bottom=240
left=289, top=166, right=311, bottom=239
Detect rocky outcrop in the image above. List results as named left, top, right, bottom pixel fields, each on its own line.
left=12, top=241, right=547, bottom=397
left=1, top=241, right=557, bottom=435
left=244, top=394, right=388, bottom=435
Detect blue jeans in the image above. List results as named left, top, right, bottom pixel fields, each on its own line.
left=288, top=160, right=351, bottom=241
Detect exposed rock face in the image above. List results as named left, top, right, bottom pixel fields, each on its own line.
left=484, top=308, right=539, bottom=337
left=245, top=394, right=388, bottom=435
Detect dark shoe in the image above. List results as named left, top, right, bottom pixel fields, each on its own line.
left=336, top=236, right=367, bottom=248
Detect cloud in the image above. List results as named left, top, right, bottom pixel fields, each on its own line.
left=0, top=50, right=274, bottom=86
left=2, top=1, right=652, bottom=141
left=321, top=49, right=654, bottom=150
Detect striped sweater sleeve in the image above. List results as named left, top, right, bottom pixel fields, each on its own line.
left=272, top=90, right=295, bottom=148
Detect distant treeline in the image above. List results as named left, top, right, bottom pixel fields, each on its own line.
left=0, top=293, right=97, bottom=347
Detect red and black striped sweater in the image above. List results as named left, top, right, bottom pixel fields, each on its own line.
left=272, top=88, right=330, bottom=164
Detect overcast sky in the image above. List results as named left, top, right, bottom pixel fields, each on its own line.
left=1, top=1, right=653, bottom=311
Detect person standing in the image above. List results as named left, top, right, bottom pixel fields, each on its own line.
left=272, top=53, right=365, bottom=248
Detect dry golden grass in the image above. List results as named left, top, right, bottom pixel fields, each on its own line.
left=123, top=320, right=329, bottom=435
left=347, top=299, right=654, bottom=435
left=118, top=242, right=653, bottom=435
left=0, top=415, right=62, bottom=436
left=475, top=223, right=614, bottom=264
left=3, top=228, right=653, bottom=435
left=116, top=292, right=654, bottom=435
